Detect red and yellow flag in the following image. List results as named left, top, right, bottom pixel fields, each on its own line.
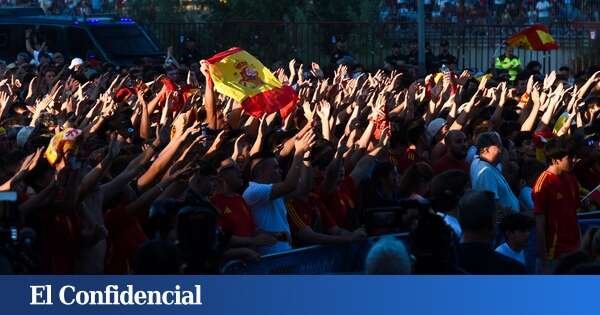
left=505, top=24, right=559, bottom=51
left=206, top=47, right=298, bottom=118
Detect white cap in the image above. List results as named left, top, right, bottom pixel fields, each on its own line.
left=69, top=58, right=84, bottom=70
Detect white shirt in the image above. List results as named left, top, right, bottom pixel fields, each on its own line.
left=437, top=212, right=462, bottom=240
left=536, top=1, right=551, bottom=18
left=243, top=182, right=292, bottom=254
left=495, top=242, right=525, bottom=265
left=470, top=156, right=519, bottom=212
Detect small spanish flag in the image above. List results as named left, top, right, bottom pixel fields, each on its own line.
left=206, top=47, right=298, bottom=118
left=505, top=24, right=559, bottom=51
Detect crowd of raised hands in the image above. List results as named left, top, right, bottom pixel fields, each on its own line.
left=1, top=52, right=600, bottom=274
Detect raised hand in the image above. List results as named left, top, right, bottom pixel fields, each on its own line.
left=294, top=129, right=316, bottom=155
left=543, top=71, right=557, bottom=91
left=311, top=62, right=324, bottom=79
left=0, top=90, right=12, bottom=119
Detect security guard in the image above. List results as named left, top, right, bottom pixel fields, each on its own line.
left=495, top=46, right=521, bottom=82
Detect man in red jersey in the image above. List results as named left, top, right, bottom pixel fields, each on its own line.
left=212, top=158, right=281, bottom=249
left=533, top=136, right=581, bottom=274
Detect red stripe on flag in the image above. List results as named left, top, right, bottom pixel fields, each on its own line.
left=241, top=85, right=298, bottom=119
left=206, top=47, right=244, bottom=64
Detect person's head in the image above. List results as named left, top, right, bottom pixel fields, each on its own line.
left=184, top=36, right=196, bottom=50
left=371, top=162, right=400, bottom=194
left=133, top=240, right=180, bottom=274
left=476, top=132, right=503, bottom=165
left=392, top=43, right=401, bottom=56
left=250, top=153, right=282, bottom=184
left=16, top=52, right=29, bottom=65
left=499, top=213, right=534, bottom=251
left=147, top=199, right=184, bottom=241
left=519, top=159, right=545, bottom=187
left=43, top=68, right=56, bottom=85
left=176, top=205, right=223, bottom=272
left=545, top=135, right=575, bottom=173
left=445, top=130, right=468, bottom=160
left=335, top=39, right=347, bottom=51
left=514, top=131, right=536, bottom=159
left=458, top=191, right=497, bottom=243
left=410, top=211, right=457, bottom=274
left=52, top=52, right=65, bottom=67
left=365, top=237, right=411, bottom=275
left=440, top=40, right=449, bottom=54
left=38, top=52, right=51, bottom=66
left=69, top=57, right=84, bottom=72
left=426, top=118, right=448, bottom=146
left=218, top=158, right=244, bottom=193
left=558, top=66, right=571, bottom=81
left=526, top=60, right=542, bottom=74
left=398, top=162, right=434, bottom=198
left=429, top=170, right=470, bottom=213
left=553, top=251, right=594, bottom=274
left=188, top=161, right=218, bottom=197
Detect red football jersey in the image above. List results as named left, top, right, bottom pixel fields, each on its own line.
left=532, top=171, right=581, bottom=259
left=211, top=193, right=256, bottom=237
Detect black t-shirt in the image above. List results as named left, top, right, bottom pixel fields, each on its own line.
left=436, top=53, right=457, bottom=67
left=457, top=242, right=527, bottom=275
left=385, top=53, right=408, bottom=69
left=330, top=49, right=352, bottom=65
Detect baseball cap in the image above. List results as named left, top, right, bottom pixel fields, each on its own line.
left=426, top=118, right=447, bottom=143
left=69, top=57, right=84, bottom=70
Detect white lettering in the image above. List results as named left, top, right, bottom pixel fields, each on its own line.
left=59, top=285, right=76, bottom=305
left=162, top=291, right=174, bottom=305
left=30, top=285, right=52, bottom=305
left=119, top=285, right=134, bottom=305
left=134, top=290, right=146, bottom=305
left=105, top=285, right=119, bottom=305
left=147, top=290, right=160, bottom=305
left=195, top=285, right=202, bottom=305
left=75, top=291, right=89, bottom=305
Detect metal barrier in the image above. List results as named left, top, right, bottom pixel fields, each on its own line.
left=221, top=219, right=600, bottom=275
left=145, top=21, right=594, bottom=73
left=220, top=233, right=409, bottom=275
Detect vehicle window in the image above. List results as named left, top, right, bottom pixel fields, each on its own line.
left=34, top=25, right=61, bottom=51
left=89, top=25, right=160, bottom=58
left=66, top=27, right=96, bottom=59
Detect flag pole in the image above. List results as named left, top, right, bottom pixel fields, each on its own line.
left=582, top=183, right=600, bottom=202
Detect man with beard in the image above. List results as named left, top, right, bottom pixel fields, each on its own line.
left=433, top=130, right=469, bottom=174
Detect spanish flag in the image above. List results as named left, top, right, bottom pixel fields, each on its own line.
left=206, top=47, right=298, bottom=118
left=505, top=24, right=559, bottom=51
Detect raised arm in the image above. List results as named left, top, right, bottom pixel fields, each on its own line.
left=200, top=60, right=217, bottom=129
left=270, top=130, right=315, bottom=200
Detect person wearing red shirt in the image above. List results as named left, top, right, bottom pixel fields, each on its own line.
left=212, top=158, right=280, bottom=249
left=533, top=136, right=581, bottom=274
left=286, top=159, right=366, bottom=247
left=433, top=130, right=469, bottom=175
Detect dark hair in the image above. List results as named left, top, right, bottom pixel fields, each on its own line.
left=519, top=159, right=546, bottom=184
left=458, top=191, right=496, bottom=231
left=398, top=162, right=433, bottom=198
left=410, top=212, right=457, bottom=274
left=553, top=251, right=593, bottom=274
left=429, top=170, right=470, bottom=212
left=514, top=131, right=534, bottom=148
left=544, top=135, right=573, bottom=162
left=570, top=263, right=600, bottom=275
left=499, top=213, right=534, bottom=234
left=133, top=240, right=180, bottom=274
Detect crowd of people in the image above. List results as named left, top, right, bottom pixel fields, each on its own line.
left=0, top=24, right=600, bottom=275
left=381, top=0, right=600, bottom=24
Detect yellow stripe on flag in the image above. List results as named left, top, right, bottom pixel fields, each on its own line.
left=536, top=30, right=555, bottom=45
left=209, top=50, right=282, bottom=102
